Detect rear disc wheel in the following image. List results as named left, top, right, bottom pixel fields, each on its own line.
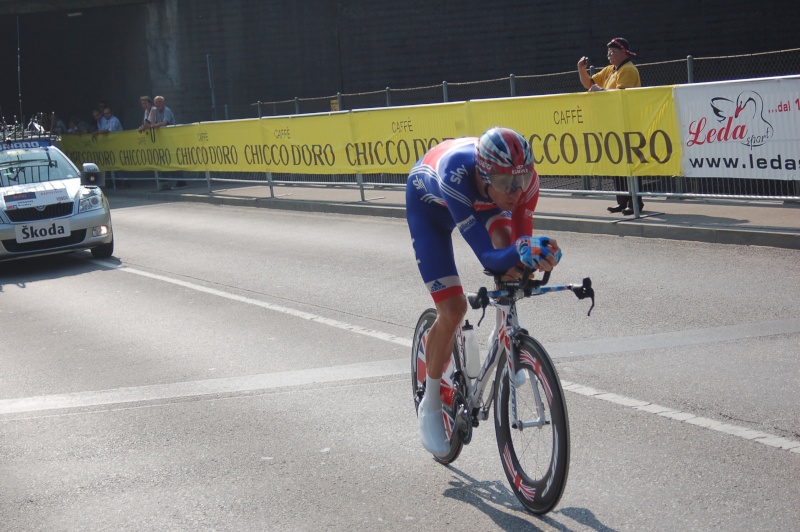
left=411, top=308, right=464, bottom=464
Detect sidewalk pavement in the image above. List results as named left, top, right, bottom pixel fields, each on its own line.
left=104, top=179, right=800, bottom=249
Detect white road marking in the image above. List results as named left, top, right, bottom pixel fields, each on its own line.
left=89, top=259, right=412, bottom=348
left=5, top=259, right=794, bottom=456
left=0, top=358, right=408, bottom=415
left=562, top=381, right=800, bottom=454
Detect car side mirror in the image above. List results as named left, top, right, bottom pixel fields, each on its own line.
left=81, top=162, right=105, bottom=187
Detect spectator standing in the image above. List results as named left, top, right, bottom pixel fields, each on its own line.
left=152, top=96, right=175, bottom=129
left=92, top=109, right=106, bottom=133
left=67, top=117, right=80, bottom=134
left=577, top=37, right=643, bottom=215
left=91, top=107, right=126, bottom=187
left=93, top=107, right=122, bottom=138
left=577, top=37, right=641, bottom=92
left=138, top=96, right=157, bottom=133
left=153, top=95, right=186, bottom=189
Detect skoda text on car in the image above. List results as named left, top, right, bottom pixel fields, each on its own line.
left=0, top=135, right=114, bottom=261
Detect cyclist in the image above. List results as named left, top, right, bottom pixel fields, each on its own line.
left=406, top=127, right=561, bottom=457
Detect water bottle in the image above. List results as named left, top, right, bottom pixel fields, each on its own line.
left=462, top=320, right=481, bottom=379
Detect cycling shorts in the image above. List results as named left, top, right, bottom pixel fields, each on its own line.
left=406, top=181, right=507, bottom=303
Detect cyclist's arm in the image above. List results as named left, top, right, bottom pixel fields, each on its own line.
left=435, top=147, right=522, bottom=272
left=447, top=201, right=519, bottom=271
left=511, top=171, right=540, bottom=240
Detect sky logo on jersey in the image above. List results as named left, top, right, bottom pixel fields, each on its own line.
left=449, top=164, right=469, bottom=184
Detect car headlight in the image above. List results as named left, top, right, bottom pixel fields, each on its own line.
left=79, top=187, right=105, bottom=213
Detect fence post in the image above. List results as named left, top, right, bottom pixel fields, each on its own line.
left=205, top=170, right=212, bottom=193
left=442, top=81, right=448, bottom=103
left=110, top=170, right=117, bottom=190
left=266, top=171, right=275, bottom=198
left=356, top=173, right=366, bottom=202
left=206, top=54, right=216, bottom=120
left=295, top=97, right=300, bottom=115
left=257, top=101, right=262, bottom=118
left=687, top=55, right=694, bottom=83
left=337, top=92, right=342, bottom=111
left=628, top=176, right=642, bottom=218
left=386, top=87, right=391, bottom=107
left=155, top=170, right=161, bottom=191
left=510, top=74, right=516, bottom=97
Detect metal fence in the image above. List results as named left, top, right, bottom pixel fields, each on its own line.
left=253, top=48, right=800, bottom=116
left=144, top=49, right=800, bottom=208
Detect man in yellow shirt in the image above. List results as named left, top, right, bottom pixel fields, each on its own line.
left=577, top=37, right=641, bottom=92
left=577, top=37, right=644, bottom=214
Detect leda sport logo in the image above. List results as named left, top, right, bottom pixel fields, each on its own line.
left=686, top=91, right=774, bottom=149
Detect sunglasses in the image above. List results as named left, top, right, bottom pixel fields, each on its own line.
left=488, top=171, right=533, bottom=195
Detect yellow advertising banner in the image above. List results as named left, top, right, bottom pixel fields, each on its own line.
left=345, top=103, right=468, bottom=173
left=468, top=87, right=679, bottom=176
left=61, top=87, right=680, bottom=176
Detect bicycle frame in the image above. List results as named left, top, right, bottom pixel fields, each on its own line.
left=460, top=292, right=538, bottom=427
left=461, top=277, right=593, bottom=427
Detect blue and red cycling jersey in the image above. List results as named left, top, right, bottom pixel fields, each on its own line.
left=406, top=137, right=540, bottom=302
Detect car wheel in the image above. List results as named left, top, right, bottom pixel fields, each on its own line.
left=91, top=237, right=114, bottom=259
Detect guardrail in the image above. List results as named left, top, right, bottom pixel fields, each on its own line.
left=109, top=170, right=799, bottom=220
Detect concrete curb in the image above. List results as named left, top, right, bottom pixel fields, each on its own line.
left=112, top=190, right=800, bottom=250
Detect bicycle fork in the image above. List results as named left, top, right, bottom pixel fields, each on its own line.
left=503, top=310, right=550, bottom=431
left=508, top=339, right=550, bottom=431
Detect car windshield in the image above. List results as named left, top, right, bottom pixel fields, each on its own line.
left=0, top=147, right=79, bottom=188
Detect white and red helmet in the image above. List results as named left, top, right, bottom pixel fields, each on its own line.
left=475, top=127, right=534, bottom=194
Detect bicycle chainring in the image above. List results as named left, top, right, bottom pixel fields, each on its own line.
left=453, top=372, right=473, bottom=445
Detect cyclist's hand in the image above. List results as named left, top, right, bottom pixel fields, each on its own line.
left=516, top=236, right=536, bottom=268
left=535, top=236, right=561, bottom=271
left=516, top=236, right=562, bottom=271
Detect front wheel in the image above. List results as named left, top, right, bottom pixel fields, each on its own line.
left=411, top=308, right=465, bottom=464
left=91, top=236, right=114, bottom=259
left=494, top=335, right=570, bottom=514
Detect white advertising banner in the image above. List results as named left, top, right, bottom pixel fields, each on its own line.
left=675, top=76, right=800, bottom=179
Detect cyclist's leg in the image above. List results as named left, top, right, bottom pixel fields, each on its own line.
left=407, top=201, right=464, bottom=456
left=426, top=295, right=467, bottom=378
left=407, top=200, right=465, bottom=378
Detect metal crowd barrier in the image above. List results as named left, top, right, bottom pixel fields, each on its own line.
left=108, top=170, right=800, bottom=220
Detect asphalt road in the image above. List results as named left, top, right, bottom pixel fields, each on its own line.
left=1, top=196, right=798, bottom=531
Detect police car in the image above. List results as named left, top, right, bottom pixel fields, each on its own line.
left=0, top=135, right=114, bottom=261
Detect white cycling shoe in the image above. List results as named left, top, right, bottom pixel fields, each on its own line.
left=418, top=378, right=450, bottom=457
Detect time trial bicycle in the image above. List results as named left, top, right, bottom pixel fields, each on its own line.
left=411, top=268, right=594, bottom=514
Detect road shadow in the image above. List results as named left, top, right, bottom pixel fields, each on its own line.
left=442, top=465, right=616, bottom=531
left=0, top=252, right=119, bottom=293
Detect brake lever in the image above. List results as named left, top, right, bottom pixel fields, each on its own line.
left=571, top=277, right=595, bottom=316
left=467, top=286, right=489, bottom=326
